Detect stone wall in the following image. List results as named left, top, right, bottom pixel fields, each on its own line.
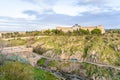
left=56, top=25, right=105, bottom=34
left=57, top=26, right=73, bottom=32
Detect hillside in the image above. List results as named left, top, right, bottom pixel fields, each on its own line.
left=1, top=32, right=120, bottom=80
left=32, top=33, right=120, bottom=80
left=33, top=33, right=120, bottom=66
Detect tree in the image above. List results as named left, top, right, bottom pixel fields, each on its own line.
left=44, top=29, right=51, bottom=35
left=51, top=29, right=64, bottom=35
left=80, top=29, right=90, bottom=35
left=73, top=29, right=80, bottom=35
left=91, top=29, right=102, bottom=34
left=73, top=29, right=90, bottom=35
left=67, top=31, right=72, bottom=36
left=33, top=45, right=46, bottom=55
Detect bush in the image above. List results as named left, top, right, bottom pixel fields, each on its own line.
left=34, top=68, right=60, bottom=80
left=51, top=29, right=64, bottom=35
left=37, top=58, right=47, bottom=66
left=33, top=46, right=46, bottom=55
left=91, top=29, right=102, bottom=34
left=80, top=29, right=90, bottom=35
left=73, top=29, right=90, bottom=35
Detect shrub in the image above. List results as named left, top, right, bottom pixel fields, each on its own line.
left=37, top=58, right=47, bottom=66
left=51, top=29, right=64, bottom=35
left=80, top=29, right=90, bottom=35
left=49, top=60, right=57, bottom=67
left=33, top=46, right=46, bottom=55
left=73, top=29, right=90, bottom=35
left=91, top=29, right=102, bottom=34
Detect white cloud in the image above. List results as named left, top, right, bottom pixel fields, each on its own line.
left=1, top=0, right=120, bottom=18
left=0, top=0, right=39, bottom=20
left=0, top=0, right=120, bottom=31
left=53, top=0, right=103, bottom=16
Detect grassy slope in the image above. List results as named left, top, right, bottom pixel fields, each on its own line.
left=34, top=33, right=120, bottom=66
left=4, top=33, right=120, bottom=65
left=34, top=68, right=60, bottom=80
left=0, top=54, right=60, bottom=80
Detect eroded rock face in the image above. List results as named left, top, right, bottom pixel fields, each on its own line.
left=43, top=49, right=100, bottom=62
left=47, top=60, right=82, bottom=73
left=50, top=67, right=57, bottom=71
left=43, top=50, right=60, bottom=59
left=69, top=51, right=83, bottom=60
left=87, top=50, right=99, bottom=62
left=115, top=45, right=120, bottom=52
left=60, top=53, right=70, bottom=60
left=110, top=44, right=120, bottom=52
left=60, top=63, right=81, bottom=73
left=43, top=50, right=54, bottom=57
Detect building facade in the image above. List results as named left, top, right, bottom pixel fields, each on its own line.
left=56, top=24, right=105, bottom=34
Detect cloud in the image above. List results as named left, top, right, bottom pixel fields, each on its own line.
left=0, top=0, right=120, bottom=31
left=22, top=0, right=120, bottom=16
left=19, top=0, right=120, bottom=17
left=0, top=0, right=40, bottom=20
left=53, top=4, right=102, bottom=16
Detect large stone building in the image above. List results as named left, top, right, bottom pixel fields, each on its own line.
left=56, top=24, right=105, bottom=34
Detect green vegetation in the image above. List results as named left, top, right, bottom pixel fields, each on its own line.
left=33, top=32, right=120, bottom=66
left=49, top=60, right=57, bottom=67
left=91, top=29, right=102, bottom=34
left=0, top=38, right=27, bottom=47
left=2, top=28, right=102, bottom=38
left=83, top=63, right=120, bottom=80
left=34, top=68, right=60, bottom=80
left=33, top=46, right=47, bottom=55
left=7, top=39, right=26, bottom=46
left=37, top=58, right=47, bottom=66
left=0, top=61, right=60, bottom=80
left=37, top=58, right=120, bottom=80
left=72, top=29, right=90, bottom=35
left=0, top=54, right=60, bottom=80
left=4, top=31, right=119, bottom=67
left=1, top=29, right=120, bottom=80
left=106, top=29, right=120, bottom=33
left=0, top=61, right=34, bottom=80
left=41, top=28, right=101, bottom=35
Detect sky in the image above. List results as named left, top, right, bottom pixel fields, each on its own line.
left=0, top=0, right=120, bottom=31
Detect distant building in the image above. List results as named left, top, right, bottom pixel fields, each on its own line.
left=56, top=24, right=105, bottom=34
